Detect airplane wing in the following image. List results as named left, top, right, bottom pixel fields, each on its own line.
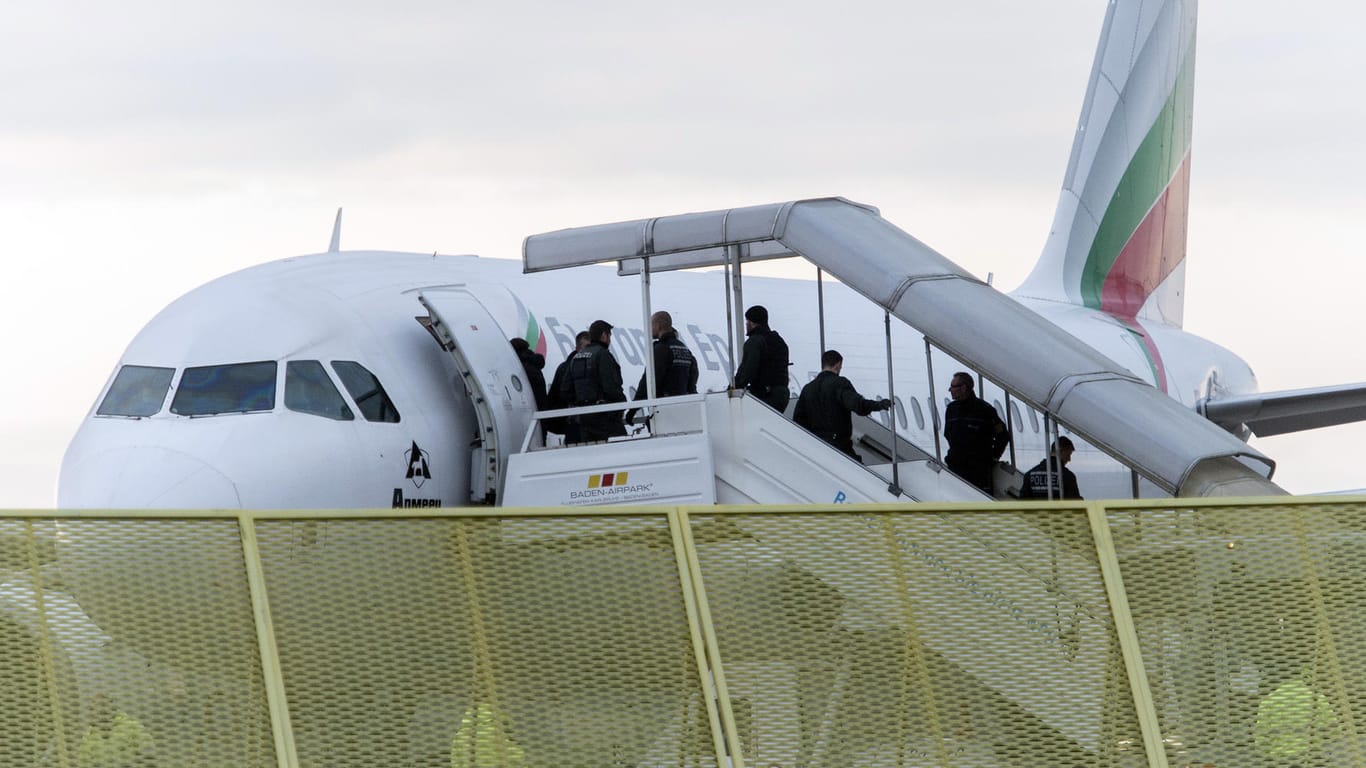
left=1200, top=382, right=1366, bottom=437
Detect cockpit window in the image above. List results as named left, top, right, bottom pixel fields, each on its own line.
left=97, top=365, right=175, bottom=417
left=331, top=361, right=400, bottom=423
left=171, top=361, right=277, bottom=416
left=286, top=361, right=354, bottom=421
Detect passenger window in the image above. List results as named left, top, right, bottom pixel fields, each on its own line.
left=1009, top=402, right=1024, bottom=432
left=909, top=397, right=925, bottom=430
left=1028, top=407, right=1040, bottom=433
left=171, top=362, right=277, bottom=416
left=331, top=361, right=401, bottom=423
left=97, top=365, right=174, bottom=417
left=286, top=361, right=354, bottom=421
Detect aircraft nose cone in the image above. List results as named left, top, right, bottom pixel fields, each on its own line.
left=58, top=447, right=241, bottom=508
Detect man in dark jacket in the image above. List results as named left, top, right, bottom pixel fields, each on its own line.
left=558, top=320, right=626, bottom=443
left=733, top=305, right=791, bottom=412
left=509, top=337, right=548, bottom=412
left=626, top=311, right=699, bottom=423
left=794, top=350, right=891, bottom=461
left=546, top=331, right=590, bottom=439
left=1019, top=436, right=1083, bottom=499
left=943, top=371, right=1010, bottom=493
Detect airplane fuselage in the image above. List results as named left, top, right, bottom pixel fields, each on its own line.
left=58, top=249, right=1258, bottom=507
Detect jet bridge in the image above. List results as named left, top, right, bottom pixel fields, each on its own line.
left=523, top=197, right=1284, bottom=498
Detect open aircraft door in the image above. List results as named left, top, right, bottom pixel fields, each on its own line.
left=419, top=289, right=536, bottom=504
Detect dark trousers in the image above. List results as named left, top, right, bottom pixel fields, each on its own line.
left=570, top=413, right=625, bottom=444
left=947, top=455, right=992, bottom=493
left=752, top=386, right=790, bottom=413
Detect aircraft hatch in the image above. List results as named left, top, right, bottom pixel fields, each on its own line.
left=419, top=289, right=536, bottom=504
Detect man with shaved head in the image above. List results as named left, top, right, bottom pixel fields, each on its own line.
left=627, top=310, right=698, bottom=423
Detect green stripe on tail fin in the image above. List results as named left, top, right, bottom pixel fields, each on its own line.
left=1014, top=0, right=1197, bottom=329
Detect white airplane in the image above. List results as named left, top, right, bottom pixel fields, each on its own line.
left=58, top=0, right=1366, bottom=509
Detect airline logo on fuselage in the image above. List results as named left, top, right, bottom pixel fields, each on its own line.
left=394, top=439, right=441, bottom=507
left=405, top=440, right=431, bottom=487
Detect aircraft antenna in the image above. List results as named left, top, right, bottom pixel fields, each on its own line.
left=328, top=208, right=343, bottom=253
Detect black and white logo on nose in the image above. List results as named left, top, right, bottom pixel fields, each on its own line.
left=405, top=440, right=432, bottom=488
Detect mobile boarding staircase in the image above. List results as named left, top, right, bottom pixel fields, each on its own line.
left=504, top=197, right=1284, bottom=506
left=503, top=391, right=985, bottom=506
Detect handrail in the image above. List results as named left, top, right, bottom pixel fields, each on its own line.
left=518, top=393, right=712, bottom=453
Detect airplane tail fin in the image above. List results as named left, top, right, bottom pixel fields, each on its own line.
left=1013, top=0, right=1197, bottom=328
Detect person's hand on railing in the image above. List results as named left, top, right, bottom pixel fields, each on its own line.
left=624, top=409, right=651, bottom=436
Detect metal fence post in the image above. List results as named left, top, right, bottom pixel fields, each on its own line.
left=238, top=514, right=300, bottom=768
left=1088, top=502, right=1169, bottom=768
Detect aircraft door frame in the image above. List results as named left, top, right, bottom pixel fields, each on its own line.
left=419, top=289, right=537, bottom=503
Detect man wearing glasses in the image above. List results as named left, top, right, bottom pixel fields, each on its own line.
left=944, top=371, right=1009, bottom=493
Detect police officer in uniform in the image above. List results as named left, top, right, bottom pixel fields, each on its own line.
left=943, top=371, right=1010, bottom=493
left=626, top=311, right=699, bottom=423
left=1019, top=436, right=1083, bottom=499
left=794, top=350, right=891, bottom=461
left=558, top=319, right=626, bottom=443
left=546, top=331, right=590, bottom=440
left=733, top=305, right=791, bottom=412
left=509, top=337, right=548, bottom=412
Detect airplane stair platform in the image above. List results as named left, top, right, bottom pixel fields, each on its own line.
left=502, top=391, right=989, bottom=507
left=523, top=197, right=1287, bottom=498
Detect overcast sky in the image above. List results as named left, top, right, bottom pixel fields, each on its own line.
left=3, top=1, right=1364, bottom=506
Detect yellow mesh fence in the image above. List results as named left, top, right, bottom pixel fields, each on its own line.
left=0, top=499, right=1363, bottom=768
left=253, top=514, right=714, bottom=768
left=686, top=506, right=1145, bottom=768
left=1107, top=500, right=1366, bottom=768
left=0, top=517, right=274, bottom=768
